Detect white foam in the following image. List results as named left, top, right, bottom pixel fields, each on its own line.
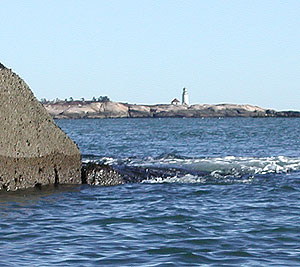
left=82, top=157, right=117, bottom=165
left=128, top=155, right=300, bottom=177
left=141, top=173, right=255, bottom=184
left=142, top=174, right=206, bottom=184
left=84, top=155, right=300, bottom=184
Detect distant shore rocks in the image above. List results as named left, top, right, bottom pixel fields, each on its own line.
left=0, top=63, right=82, bottom=191
left=44, top=101, right=300, bottom=119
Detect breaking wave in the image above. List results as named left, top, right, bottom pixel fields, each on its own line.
left=83, top=154, right=300, bottom=184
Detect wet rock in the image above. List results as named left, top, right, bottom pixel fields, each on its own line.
left=275, top=111, right=300, bottom=117
left=81, top=163, right=124, bottom=186
left=0, top=63, right=81, bottom=191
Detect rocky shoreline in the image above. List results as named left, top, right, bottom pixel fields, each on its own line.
left=44, top=101, right=300, bottom=119
left=1, top=59, right=299, bottom=192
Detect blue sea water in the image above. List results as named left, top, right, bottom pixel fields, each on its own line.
left=1, top=118, right=300, bottom=266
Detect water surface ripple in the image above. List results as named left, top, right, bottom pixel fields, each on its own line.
left=1, top=118, right=300, bottom=266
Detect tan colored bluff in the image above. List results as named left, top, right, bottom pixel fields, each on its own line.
left=0, top=63, right=81, bottom=191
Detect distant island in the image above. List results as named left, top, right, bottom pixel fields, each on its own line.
left=42, top=98, right=300, bottom=119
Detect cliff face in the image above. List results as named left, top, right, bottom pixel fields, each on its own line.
left=0, top=65, right=82, bottom=191
left=43, top=101, right=297, bottom=119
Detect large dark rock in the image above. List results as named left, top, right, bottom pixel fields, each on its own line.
left=275, top=111, right=300, bottom=117
left=0, top=63, right=81, bottom=191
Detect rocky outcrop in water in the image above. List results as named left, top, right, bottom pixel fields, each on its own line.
left=81, top=163, right=124, bottom=186
left=44, top=101, right=300, bottom=118
left=0, top=63, right=82, bottom=191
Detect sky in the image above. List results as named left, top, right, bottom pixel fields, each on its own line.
left=1, top=0, right=300, bottom=110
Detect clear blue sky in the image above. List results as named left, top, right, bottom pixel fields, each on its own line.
left=1, top=0, right=299, bottom=110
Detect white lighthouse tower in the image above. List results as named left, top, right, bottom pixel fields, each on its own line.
left=182, top=87, right=189, bottom=106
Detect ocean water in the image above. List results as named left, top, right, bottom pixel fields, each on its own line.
left=1, top=118, right=300, bottom=266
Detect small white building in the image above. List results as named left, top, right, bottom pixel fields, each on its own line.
left=182, top=87, right=189, bottom=106
left=171, top=98, right=180, bottom=105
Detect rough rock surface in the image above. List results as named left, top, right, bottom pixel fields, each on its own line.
left=44, top=101, right=129, bottom=119
left=82, top=163, right=124, bottom=186
left=45, top=101, right=300, bottom=118
left=0, top=63, right=81, bottom=191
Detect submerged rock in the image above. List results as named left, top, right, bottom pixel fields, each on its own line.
left=0, top=63, right=81, bottom=191
left=81, top=163, right=124, bottom=186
